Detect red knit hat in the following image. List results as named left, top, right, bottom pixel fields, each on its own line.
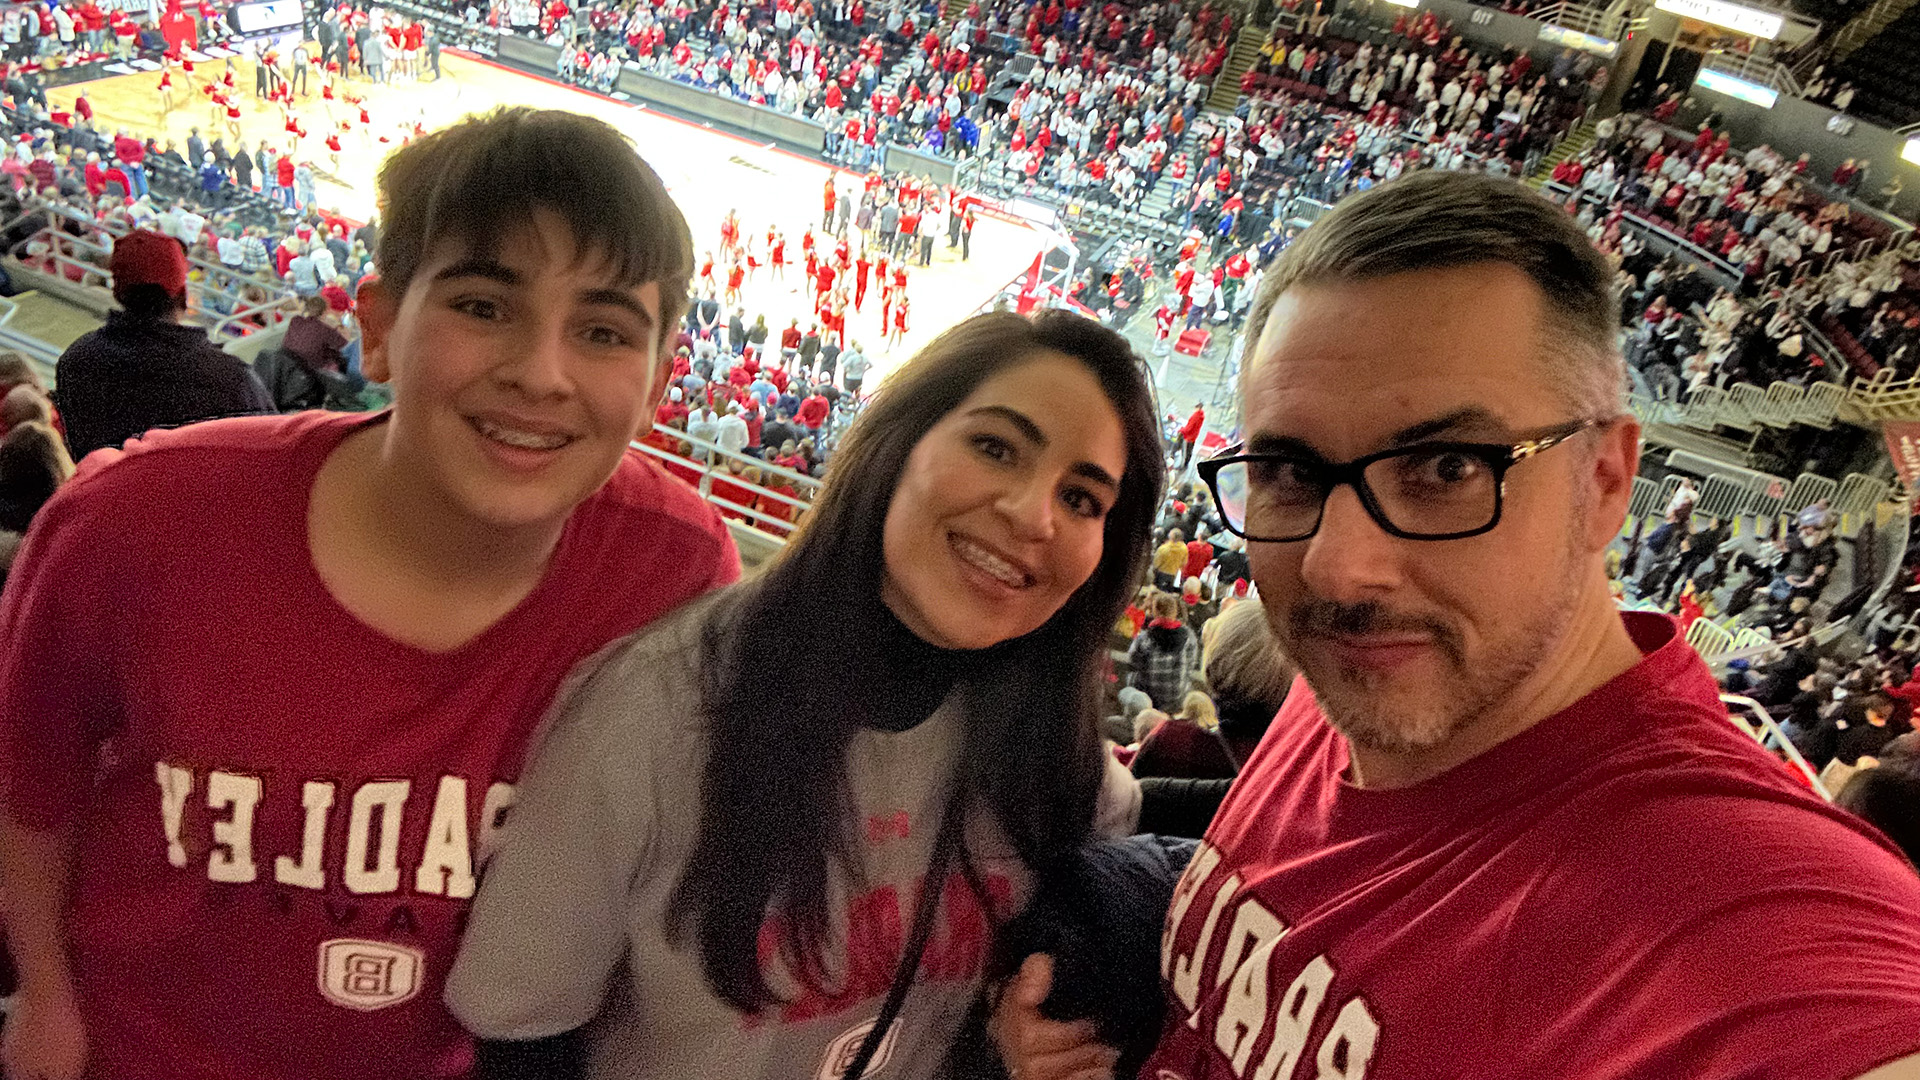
left=110, top=229, right=187, bottom=295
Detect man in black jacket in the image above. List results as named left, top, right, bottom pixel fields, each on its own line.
left=52, top=230, right=271, bottom=460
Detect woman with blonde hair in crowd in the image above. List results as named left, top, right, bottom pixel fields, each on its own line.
left=1200, top=596, right=1296, bottom=766
left=449, top=309, right=1166, bottom=1080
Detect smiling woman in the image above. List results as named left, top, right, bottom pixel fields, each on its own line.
left=447, top=310, right=1166, bottom=1079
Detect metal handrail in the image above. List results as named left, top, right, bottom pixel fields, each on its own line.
left=1701, top=49, right=1803, bottom=98
left=1721, top=693, right=1831, bottom=800
left=628, top=422, right=835, bottom=540
left=4, top=196, right=300, bottom=336
left=1538, top=179, right=1748, bottom=282
left=212, top=293, right=304, bottom=338
left=1531, top=0, right=1625, bottom=40
left=24, top=197, right=284, bottom=296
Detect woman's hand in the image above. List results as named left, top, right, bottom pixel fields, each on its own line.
left=2, top=983, right=88, bottom=1080
left=988, top=954, right=1121, bottom=1080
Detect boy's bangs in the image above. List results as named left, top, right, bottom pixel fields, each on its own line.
left=377, top=108, right=693, bottom=331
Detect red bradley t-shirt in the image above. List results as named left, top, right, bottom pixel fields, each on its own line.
left=1145, top=613, right=1920, bottom=1080
left=0, top=411, right=740, bottom=1080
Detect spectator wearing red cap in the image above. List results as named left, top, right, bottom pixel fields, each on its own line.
left=51, top=229, right=271, bottom=460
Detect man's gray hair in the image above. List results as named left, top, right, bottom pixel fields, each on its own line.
left=1244, top=171, right=1625, bottom=414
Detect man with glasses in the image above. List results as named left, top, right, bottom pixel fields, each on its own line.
left=994, top=172, right=1920, bottom=1079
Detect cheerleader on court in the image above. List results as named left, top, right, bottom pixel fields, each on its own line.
left=281, top=102, right=306, bottom=143
left=157, top=59, right=175, bottom=118
left=886, top=292, right=908, bottom=349
left=724, top=260, right=744, bottom=306
left=319, top=68, right=337, bottom=123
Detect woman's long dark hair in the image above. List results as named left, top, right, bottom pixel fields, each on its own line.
left=669, top=309, right=1165, bottom=1012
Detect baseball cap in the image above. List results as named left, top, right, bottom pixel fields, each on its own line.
left=109, top=229, right=187, bottom=294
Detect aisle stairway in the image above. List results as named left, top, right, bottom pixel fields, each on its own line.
left=1204, top=23, right=1265, bottom=114
left=1828, top=0, right=1920, bottom=61
left=1525, top=117, right=1596, bottom=188
left=6, top=290, right=101, bottom=355
left=1138, top=128, right=1203, bottom=225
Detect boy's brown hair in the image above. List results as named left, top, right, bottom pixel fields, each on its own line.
left=374, top=107, right=693, bottom=351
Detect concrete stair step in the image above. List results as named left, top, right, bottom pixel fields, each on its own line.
left=4, top=289, right=101, bottom=356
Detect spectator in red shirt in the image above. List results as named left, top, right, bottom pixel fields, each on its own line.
left=998, top=168, right=1920, bottom=1080
left=1176, top=402, right=1204, bottom=469
left=1183, top=525, right=1215, bottom=581
left=794, top=385, right=830, bottom=435
left=0, top=108, right=739, bottom=1080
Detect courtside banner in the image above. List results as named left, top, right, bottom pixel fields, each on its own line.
left=1883, top=421, right=1920, bottom=498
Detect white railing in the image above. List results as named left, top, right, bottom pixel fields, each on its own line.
left=1531, top=0, right=1626, bottom=40
left=629, top=421, right=827, bottom=543
left=1701, top=48, right=1803, bottom=99
left=1721, top=693, right=1831, bottom=799
left=1, top=196, right=301, bottom=338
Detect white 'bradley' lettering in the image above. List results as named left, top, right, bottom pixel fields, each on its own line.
left=206, top=771, right=263, bottom=883
left=1163, top=840, right=1221, bottom=980
left=153, top=762, right=516, bottom=897
left=155, top=762, right=193, bottom=868
left=1164, top=841, right=1381, bottom=1080
left=1213, top=900, right=1287, bottom=1074
left=414, top=776, right=475, bottom=898
left=1252, top=954, right=1335, bottom=1080
left=274, top=781, right=335, bottom=890
left=1315, top=997, right=1380, bottom=1080
left=1176, top=869, right=1242, bottom=1020
left=343, top=780, right=411, bottom=894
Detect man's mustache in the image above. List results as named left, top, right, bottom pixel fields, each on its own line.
left=1287, top=598, right=1463, bottom=662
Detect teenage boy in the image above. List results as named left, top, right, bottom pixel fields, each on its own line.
left=0, top=107, right=738, bottom=1080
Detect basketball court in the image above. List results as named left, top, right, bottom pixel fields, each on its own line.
left=48, top=48, right=1052, bottom=378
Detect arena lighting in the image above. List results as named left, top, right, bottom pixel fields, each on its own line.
left=1379, top=0, right=1421, bottom=10
left=1654, top=0, right=1784, bottom=39
left=1904, top=138, right=1920, bottom=167
left=1695, top=67, right=1779, bottom=108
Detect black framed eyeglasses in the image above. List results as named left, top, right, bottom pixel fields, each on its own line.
left=1197, top=418, right=1608, bottom=543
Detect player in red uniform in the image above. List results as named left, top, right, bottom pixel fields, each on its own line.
left=0, top=108, right=739, bottom=1080
left=768, top=231, right=786, bottom=279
